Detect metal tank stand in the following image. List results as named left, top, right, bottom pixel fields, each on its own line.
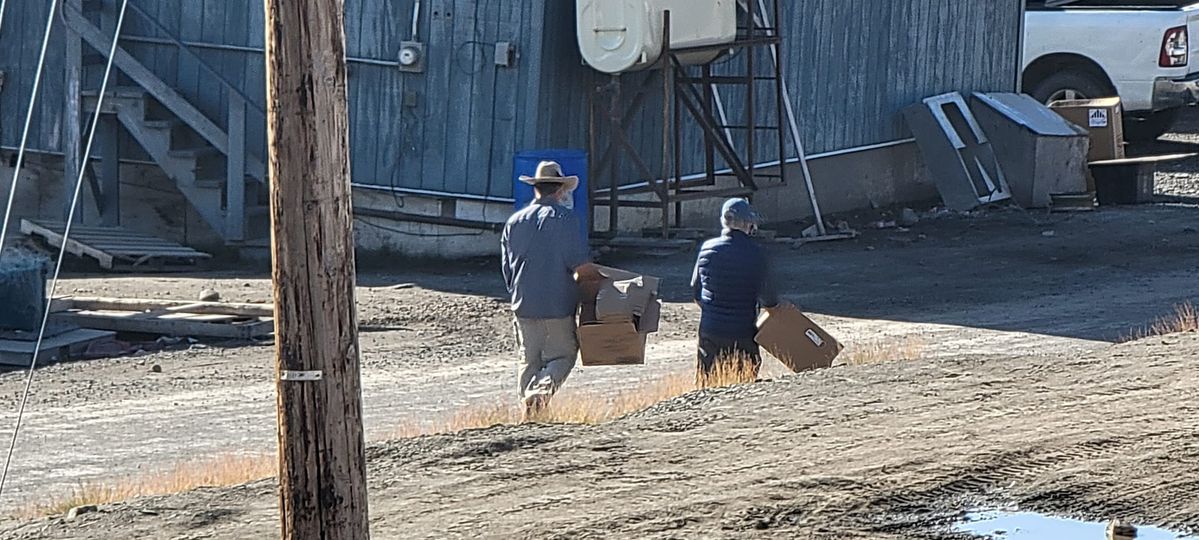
left=589, top=0, right=793, bottom=241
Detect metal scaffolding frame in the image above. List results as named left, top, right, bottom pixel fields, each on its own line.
left=589, top=0, right=789, bottom=240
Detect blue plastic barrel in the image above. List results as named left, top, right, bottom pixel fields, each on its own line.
left=513, top=149, right=589, bottom=243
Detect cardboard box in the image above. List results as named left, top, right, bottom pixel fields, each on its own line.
left=578, top=265, right=661, bottom=367
left=755, top=306, right=842, bottom=373
left=577, top=322, right=647, bottom=366
left=1049, top=97, right=1125, bottom=162
left=595, top=268, right=660, bottom=322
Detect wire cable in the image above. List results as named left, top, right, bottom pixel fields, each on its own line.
left=0, top=0, right=129, bottom=499
left=0, top=0, right=63, bottom=256
left=0, top=0, right=9, bottom=47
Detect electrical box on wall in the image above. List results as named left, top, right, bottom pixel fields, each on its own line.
left=398, top=41, right=425, bottom=73
left=494, top=42, right=516, bottom=67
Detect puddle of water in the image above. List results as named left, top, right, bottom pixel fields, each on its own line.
left=956, top=511, right=1198, bottom=539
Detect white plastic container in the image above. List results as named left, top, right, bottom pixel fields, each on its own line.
left=576, top=0, right=738, bottom=74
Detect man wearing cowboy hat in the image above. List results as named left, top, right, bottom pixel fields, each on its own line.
left=690, top=198, right=784, bottom=384
left=502, top=160, right=599, bottom=418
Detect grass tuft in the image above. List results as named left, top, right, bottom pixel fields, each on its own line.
left=1124, top=302, right=1199, bottom=342
left=842, top=336, right=926, bottom=366
left=18, top=454, right=275, bottom=519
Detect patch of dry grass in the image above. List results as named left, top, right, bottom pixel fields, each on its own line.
left=386, top=361, right=758, bottom=435
left=18, top=454, right=275, bottom=518
left=841, top=336, right=926, bottom=366
left=23, top=361, right=761, bottom=518
left=1124, top=302, right=1199, bottom=342
left=21, top=336, right=933, bottom=518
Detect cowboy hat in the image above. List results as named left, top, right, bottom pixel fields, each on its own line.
left=519, top=160, right=579, bottom=192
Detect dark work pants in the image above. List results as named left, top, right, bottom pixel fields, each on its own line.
left=696, top=334, right=762, bottom=384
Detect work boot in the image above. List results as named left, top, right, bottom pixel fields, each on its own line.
left=522, top=394, right=549, bottom=422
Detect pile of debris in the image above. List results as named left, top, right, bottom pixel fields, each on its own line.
left=0, top=255, right=273, bottom=366
left=904, top=91, right=1190, bottom=213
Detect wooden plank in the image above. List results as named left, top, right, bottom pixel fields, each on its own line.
left=60, top=232, right=188, bottom=243
left=33, top=0, right=69, bottom=154
left=24, top=220, right=211, bottom=262
left=70, top=235, right=201, bottom=246
left=0, top=329, right=116, bottom=367
left=95, top=244, right=209, bottom=254
left=420, top=0, right=453, bottom=192
left=99, top=114, right=122, bottom=226
left=21, top=219, right=115, bottom=268
left=71, top=243, right=191, bottom=253
left=489, top=1, right=522, bottom=199
left=48, top=236, right=182, bottom=247
left=158, top=312, right=240, bottom=323
left=464, top=0, right=498, bottom=197
left=52, top=296, right=274, bottom=317
left=108, top=263, right=207, bottom=274
left=25, top=222, right=168, bottom=237
left=226, top=91, right=248, bottom=242
left=442, top=0, right=477, bottom=194
left=52, top=311, right=272, bottom=339
left=63, top=0, right=83, bottom=223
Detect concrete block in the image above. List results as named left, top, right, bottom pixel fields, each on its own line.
left=971, top=93, right=1090, bottom=208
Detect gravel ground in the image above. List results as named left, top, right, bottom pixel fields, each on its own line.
left=3, top=332, right=1198, bottom=539
left=2, top=112, right=1199, bottom=537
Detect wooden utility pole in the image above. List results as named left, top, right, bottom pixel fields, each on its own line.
left=263, top=0, right=369, bottom=537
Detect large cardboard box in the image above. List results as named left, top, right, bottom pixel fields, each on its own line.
left=578, top=266, right=661, bottom=367
left=1049, top=97, right=1125, bottom=162
left=755, top=306, right=842, bottom=372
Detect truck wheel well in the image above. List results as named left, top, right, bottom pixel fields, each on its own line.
left=1022, top=53, right=1116, bottom=95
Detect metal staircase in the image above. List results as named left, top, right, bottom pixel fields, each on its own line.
left=63, top=2, right=268, bottom=245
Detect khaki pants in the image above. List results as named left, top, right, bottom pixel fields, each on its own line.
left=514, top=317, right=578, bottom=401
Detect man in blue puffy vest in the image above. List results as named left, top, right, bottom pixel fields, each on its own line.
left=690, top=198, right=783, bottom=383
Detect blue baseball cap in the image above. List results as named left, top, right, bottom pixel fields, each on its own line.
left=721, top=198, right=762, bottom=224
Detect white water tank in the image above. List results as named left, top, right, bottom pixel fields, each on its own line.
left=576, top=0, right=738, bottom=74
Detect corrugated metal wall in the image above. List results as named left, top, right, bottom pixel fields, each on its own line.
left=0, top=0, right=1022, bottom=198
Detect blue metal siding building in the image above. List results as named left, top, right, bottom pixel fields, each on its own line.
left=0, top=0, right=1023, bottom=246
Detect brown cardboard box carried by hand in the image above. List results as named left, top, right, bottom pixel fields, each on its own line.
left=577, top=265, right=661, bottom=366
left=755, top=305, right=842, bottom=372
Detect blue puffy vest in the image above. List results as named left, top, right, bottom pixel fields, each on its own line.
left=691, top=231, right=775, bottom=339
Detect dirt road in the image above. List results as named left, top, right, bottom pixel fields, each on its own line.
left=3, top=327, right=1198, bottom=539
left=0, top=121, right=1198, bottom=536
left=1, top=201, right=1196, bottom=516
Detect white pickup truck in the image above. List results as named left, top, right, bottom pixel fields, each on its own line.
left=1023, top=0, right=1199, bottom=140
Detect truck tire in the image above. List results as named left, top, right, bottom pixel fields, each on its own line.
left=1124, top=109, right=1181, bottom=142
left=1027, top=69, right=1115, bottom=105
